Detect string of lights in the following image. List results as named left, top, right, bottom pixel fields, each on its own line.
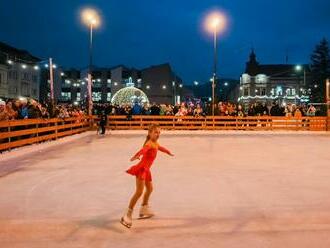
left=0, top=50, right=58, bottom=70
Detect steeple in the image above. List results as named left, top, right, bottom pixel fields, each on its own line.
left=245, top=48, right=259, bottom=75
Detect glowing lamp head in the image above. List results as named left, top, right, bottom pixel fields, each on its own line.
left=81, top=8, right=101, bottom=28
left=204, top=11, right=227, bottom=34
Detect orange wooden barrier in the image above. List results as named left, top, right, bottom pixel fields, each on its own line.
left=0, top=116, right=328, bottom=152
left=104, top=115, right=329, bottom=131
left=0, top=117, right=91, bottom=151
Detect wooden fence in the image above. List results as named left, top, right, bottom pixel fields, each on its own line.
left=0, top=115, right=329, bottom=152
left=104, top=115, right=330, bottom=131
left=0, top=117, right=90, bottom=151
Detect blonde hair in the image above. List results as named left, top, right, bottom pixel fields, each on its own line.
left=144, top=124, right=160, bottom=145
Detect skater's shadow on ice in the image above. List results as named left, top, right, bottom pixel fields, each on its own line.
left=71, top=215, right=127, bottom=234
left=69, top=215, right=266, bottom=236
left=130, top=216, right=261, bottom=235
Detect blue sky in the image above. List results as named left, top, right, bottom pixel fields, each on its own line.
left=0, top=0, right=329, bottom=83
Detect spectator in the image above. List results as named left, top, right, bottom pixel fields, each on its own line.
left=0, top=100, right=8, bottom=121
left=18, top=99, right=29, bottom=119
left=307, top=105, right=316, bottom=117
left=150, top=103, right=160, bottom=115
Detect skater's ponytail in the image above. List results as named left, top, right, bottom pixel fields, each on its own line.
left=144, top=124, right=160, bottom=146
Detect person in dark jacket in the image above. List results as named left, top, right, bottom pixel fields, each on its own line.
left=150, top=103, right=160, bottom=116
left=99, top=113, right=107, bottom=135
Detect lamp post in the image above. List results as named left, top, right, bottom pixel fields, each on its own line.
left=326, top=79, right=330, bottom=117
left=295, top=65, right=306, bottom=86
left=81, top=8, right=100, bottom=115
left=204, top=11, right=227, bottom=116
left=172, top=81, right=176, bottom=105
left=212, top=24, right=218, bottom=116
left=49, top=58, right=55, bottom=105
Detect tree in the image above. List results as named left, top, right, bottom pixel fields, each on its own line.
left=310, top=38, right=330, bottom=103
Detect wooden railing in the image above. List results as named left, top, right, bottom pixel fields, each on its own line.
left=0, top=117, right=91, bottom=151
left=0, top=115, right=328, bottom=152
left=104, top=115, right=330, bottom=131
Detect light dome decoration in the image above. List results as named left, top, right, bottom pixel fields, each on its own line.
left=111, top=86, right=149, bottom=105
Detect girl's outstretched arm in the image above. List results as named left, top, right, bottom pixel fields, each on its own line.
left=158, top=145, right=174, bottom=156
left=130, top=145, right=152, bottom=161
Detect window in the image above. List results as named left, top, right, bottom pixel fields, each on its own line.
left=9, top=71, right=18, bottom=80
left=256, top=74, right=267, bottom=84
left=22, top=72, right=30, bottom=81
left=8, top=71, right=13, bottom=79
left=92, top=92, right=102, bottom=101
left=32, top=75, right=38, bottom=83
left=242, top=74, right=250, bottom=84
left=61, top=92, right=71, bottom=101
left=260, top=88, right=266, bottom=96
left=107, top=92, right=111, bottom=102
left=76, top=93, right=81, bottom=101
left=276, top=86, right=283, bottom=96
left=21, top=82, right=30, bottom=96
left=0, top=73, right=2, bottom=84
left=243, top=88, right=249, bottom=96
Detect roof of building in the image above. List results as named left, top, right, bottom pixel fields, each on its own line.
left=245, top=50, right=310, bottom=77
left=0, top=41, right=41, bottom=64
left=256, top=64, right=307, bottom=77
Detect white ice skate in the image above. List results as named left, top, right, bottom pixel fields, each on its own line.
left=139, top=205, right=155, bottom=219
left=120, top=209, right=133, bottom=228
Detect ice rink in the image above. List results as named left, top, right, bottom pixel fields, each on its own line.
left=0, top=131, right=330, bottom=248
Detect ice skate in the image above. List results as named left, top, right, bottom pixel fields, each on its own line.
left=120, top=209, right=133, bottom=228
left=139, top=205, right=155, bottom=219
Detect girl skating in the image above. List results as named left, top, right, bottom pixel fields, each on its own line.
left=120, top=124, right=174, bottom=228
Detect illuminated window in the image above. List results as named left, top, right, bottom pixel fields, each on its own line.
left=61, top=92, right=71, bottom=101
left=92, top=92, right=102, bottom=101
left=276, top=86, right=283, bottom=96
left=256, top=74, right=267, bottom=84
left=107, top=93, right=111, bottom=102
left=242, top=74, right=250, bottom=84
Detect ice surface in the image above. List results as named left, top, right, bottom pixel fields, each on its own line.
left=0, top=131, right=330, bottom=248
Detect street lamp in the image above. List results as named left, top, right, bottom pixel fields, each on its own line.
left=295, top=64, right=306, bottom=86
left=204, top=11, right=227, bottom=116
left=81, top=8, right=101, bottom=115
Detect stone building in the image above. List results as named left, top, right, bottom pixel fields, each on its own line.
left=239, top=50, right=310, bottom=105
left=0, top=41, right=40, bottom=100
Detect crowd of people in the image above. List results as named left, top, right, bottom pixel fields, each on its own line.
left=0, top=98, right=85, bottom=121
left=94, top=101, right=320, bottom=118
left=0, top=98, right=322, bottom=121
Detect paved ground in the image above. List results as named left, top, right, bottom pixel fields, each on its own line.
left=0, top=131, right=330, bottom=248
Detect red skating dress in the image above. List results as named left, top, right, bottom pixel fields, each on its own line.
left=126, top=141, right=171, bottom=182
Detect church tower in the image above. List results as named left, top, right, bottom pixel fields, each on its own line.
left=245, top=49, right=259, bottom=76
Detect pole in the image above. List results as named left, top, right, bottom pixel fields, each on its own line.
left=87, top=23, right=93, bottom=116
left=212, top=28, right=218, bottom=117
left=49, top=58, right=54, bottom=105
left=326, top=79, right=330, bottom=117
left=173, top=81, right=176, bottom=105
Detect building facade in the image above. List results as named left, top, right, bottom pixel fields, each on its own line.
left=0, top=42, right=41, bottom=100
left=140, top=63, right=182, bottom=104
left=59, top=63, right=182, bottom=105
left=239, top=50, right=310, bottom=105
